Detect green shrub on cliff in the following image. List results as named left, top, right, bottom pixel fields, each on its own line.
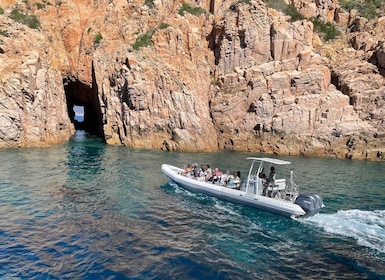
left=158, top=23, right=169, bottom=30
left=93, top=32, right=103, bottom=47
left=263, top=0, right=305, bottom=22
left=310, top=18, right=341, bottom=41
left=262, top=0, right=304, bottom=22
left=133, top=30, right=155, bottom=50
left=262, top=0, right=339, bottom=41
left=178, top=3, right=206, bottom=16
left=284, top=4, right=305, bottom=22
left=0, top=7, right=4, bottom=14
left=0, top=30, right=10, bottom=37
left=132, top=23, right=169, bottom=50
left=340, top=0, right=385, bottom=19
left=9, top=9, right=40, bottom=29
left=262, top=0, right=286, bottom=11
left=36, top=0, right=52, bottom=10
left=144, top=0, right=154, bottom=8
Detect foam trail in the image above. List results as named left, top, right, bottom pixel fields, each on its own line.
left=214, top=200, right=241, bottom=217
left=305, top=209, right=385, bottom=253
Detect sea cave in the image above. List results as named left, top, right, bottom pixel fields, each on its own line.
left=63, top=76, right=105, bottom=140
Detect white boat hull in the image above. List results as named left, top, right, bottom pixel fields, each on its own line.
left=161, top=164, right=307, bottom=218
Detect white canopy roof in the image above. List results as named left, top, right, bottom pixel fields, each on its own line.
left=246, top=157, right=291, bottom=165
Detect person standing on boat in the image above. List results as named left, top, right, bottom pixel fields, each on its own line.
left=258, top=168, right=266, bottom=179
left=266, top=166, right=276, bottom=197
left=259, top=169, right=268, bottom=195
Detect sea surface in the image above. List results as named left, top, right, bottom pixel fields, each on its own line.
left=0, top=131, right=384, bottom=280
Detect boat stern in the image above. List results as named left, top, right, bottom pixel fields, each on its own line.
left=294, top=193, right=324, bottom=218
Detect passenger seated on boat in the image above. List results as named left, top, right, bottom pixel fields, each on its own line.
left=205, top=165, right=212, bottom=181
left=193, top=163, right=201, bottom=179
left=197, top=165, right=206, bottom=181
left=212, top=168, right=222, bottom=184
left=182, top=163, right=192, bottom=177
left=221, top=170, right=231, bottom=186
left=236, top=171, right=242, bottom=189
left=228, top=171, right=241, bottom=189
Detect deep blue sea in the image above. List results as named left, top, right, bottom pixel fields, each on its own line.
left=0, top=131, right=384, bottom=279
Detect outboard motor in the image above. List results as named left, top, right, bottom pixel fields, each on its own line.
left=295, top=193, right=324, bottom=218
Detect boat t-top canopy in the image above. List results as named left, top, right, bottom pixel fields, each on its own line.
left=246, top=157, right=291, bottom=165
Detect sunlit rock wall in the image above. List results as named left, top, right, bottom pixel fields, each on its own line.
left=0, top=16, right=73, bottom=147
left=1, top=0, right=385, bottom=160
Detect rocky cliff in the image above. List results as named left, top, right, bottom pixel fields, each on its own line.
left=0, top=0, right=385, bottom=160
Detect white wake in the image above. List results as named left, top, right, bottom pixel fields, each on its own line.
left=305, top=209, right=385, bottom=253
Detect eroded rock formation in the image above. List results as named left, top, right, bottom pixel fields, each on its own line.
left=0, top=0, right=385, bottom=160
left=0, top=16, right=74, bottom=147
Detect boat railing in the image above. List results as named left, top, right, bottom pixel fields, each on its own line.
left=285, top=171, right=299, bottom=201
left=245, top=160, right=257, bottom=194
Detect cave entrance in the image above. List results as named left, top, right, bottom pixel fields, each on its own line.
left=64, top=78, right=105, bottom=140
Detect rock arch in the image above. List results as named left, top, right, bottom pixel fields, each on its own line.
left=63, top=72, right=105, bottom=140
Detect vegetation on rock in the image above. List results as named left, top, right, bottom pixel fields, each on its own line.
left=0, top=30, right=10, bottom=37
left=340, top=0, right=385, bottom=19
left=178, top=3, right=207, bottom=16
left=263, top=0, right=304, bottom=22
left=93, top=32, right=103, bottom=47
left=133, top=23, right=169, bottom=50
left=310, top=18, right=341, bottom=41
left=144, top=0, right=155, bottom=8
left=133, top=30, right=155, bottom=50
left=262, top=0, right=340, bottom=41
left=36, top=0, right=52, bottom=10
left=9, top=9, right=40, bottom=29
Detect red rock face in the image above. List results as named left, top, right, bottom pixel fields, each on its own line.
left=0, top=0, right=385, bottom=160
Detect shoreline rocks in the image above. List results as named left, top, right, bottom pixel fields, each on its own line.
left=0, top=0, right=385, bottom=160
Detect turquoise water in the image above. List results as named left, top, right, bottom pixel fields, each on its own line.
left=0, top=131, right=384, bottom=279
